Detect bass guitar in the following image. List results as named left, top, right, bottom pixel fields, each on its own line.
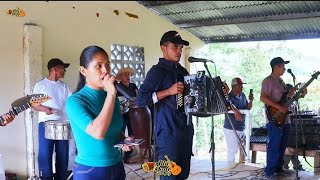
left=266, top=71, right=320, bottom=127
left=0, top=94, right=51, bottom=126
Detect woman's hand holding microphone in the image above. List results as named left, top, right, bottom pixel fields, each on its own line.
left=102, top=74, right=117, bottom=96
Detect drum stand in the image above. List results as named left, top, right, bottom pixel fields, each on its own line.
left=119, top=148, right=145, bottom=180
left=124, top=163, right=145, bottom=180
left=27, top=110, right=40, bottom=180
left=66, top=172, right=73, bottom=180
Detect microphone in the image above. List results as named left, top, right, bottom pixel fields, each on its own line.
left=188, top=56, right=213, bottom=63
left=287, top=69, right=296, bottom=79
left=114, top=81, right=134, bottom=101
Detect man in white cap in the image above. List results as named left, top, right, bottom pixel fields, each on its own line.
left=116, top=67, right=138, bottom=163
left=116, top=67, right=138, bottom=98
left=223, top=77, right=253, bottom=165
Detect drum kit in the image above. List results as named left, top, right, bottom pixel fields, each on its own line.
left=43, top=120, right=74, bottom=180
left=118, top=96, right=152, bottom=180
left=5, top=94, right=73, bottom=180
left=118, top=96, right=152, bottom=160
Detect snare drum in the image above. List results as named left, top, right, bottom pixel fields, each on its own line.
left=44, top=120, right=72, bottom=140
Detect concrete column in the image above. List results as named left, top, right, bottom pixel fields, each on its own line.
left=23, top=24, right=42, bottom=179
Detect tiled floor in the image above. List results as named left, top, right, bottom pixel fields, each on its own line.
left=125, top=156, right=320, bottom=180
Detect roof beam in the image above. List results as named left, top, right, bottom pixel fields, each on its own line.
left=203, top=34, right=320, bottom=43
left=137, top=1, right=184, bottom=8
left=177, top=11, right=320, bottom=28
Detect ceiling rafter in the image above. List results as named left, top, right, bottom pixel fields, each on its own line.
left=138, top=1, right=186, bottom=8
left=202, top=33, right=320, bottom=43
left=138, top=1, right=320, bottom=43
left=157, top=1, right=279, bottom=16
left=177, top=11, right=320, bottom=28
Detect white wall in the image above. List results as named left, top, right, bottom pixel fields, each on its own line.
left=0, top=1, right=205, bottom=178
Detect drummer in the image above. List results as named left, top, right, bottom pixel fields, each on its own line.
left=116, top=67, right=138, bottom=163
left=32, top=58, right=72, bottom=180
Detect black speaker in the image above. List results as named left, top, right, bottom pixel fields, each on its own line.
left=287, top=117, right=320, bottom=150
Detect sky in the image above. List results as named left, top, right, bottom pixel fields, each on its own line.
left=285, top=38, right=320, bottom=59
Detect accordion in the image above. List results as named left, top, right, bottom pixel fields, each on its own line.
left=180, top=71, right=231, bottom=117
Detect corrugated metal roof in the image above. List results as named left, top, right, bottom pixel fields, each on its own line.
left=138, top=1, right=320, bottom=43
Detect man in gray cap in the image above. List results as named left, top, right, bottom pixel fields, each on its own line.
left=260, top=57, right=307, bottom=179
left=32, top=58, right=72, bottom=180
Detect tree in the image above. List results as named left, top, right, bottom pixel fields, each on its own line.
left=192, top=40, right=320, bottom=159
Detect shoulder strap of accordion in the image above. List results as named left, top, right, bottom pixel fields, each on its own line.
left=156, top=63, right=175, bottom=72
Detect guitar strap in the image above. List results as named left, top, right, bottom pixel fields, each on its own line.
left=279, top=77, right=287, bottom=90
left=279, top=78, right=290, bottom=102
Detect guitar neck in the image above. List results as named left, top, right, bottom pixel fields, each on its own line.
left=164, top=155, right=171, bottom=164
left=0, top=104, right=30, bottom=122
left=285, top=76, right=315, bottom=107
left=0, top=94, right=50, bottom=125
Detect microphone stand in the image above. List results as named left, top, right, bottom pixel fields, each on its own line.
left=203, top=62, right=216, bottom=180
left=203, top=62, right=247, bottom=180
left=292, top=75, right=296, bottom=87
left=291, top=75, right=301, bottom=180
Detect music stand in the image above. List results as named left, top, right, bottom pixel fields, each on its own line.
left=124, top=163, right=145, bottom=180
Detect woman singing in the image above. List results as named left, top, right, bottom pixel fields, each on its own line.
left=66, top=45, right=131, bottom=179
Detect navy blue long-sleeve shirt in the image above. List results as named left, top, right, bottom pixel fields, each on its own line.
left=136, top=58, right=191, bottom=136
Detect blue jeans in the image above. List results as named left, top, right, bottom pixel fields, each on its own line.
left=265, top=122, right=290, bottom=177
left=73, top=161, right=125, bottom=180
left=38, top=122, right=69, bottom=180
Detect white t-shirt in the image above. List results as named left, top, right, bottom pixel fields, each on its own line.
left=32, top=78, right=72, bottom=123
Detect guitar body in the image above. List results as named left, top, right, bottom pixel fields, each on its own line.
left=266, top=106, right=288, bottom=127
left=168, top=162, right=182, bottom=176
left=164, top=155, right=182, bottom=176
left=265, top=71, right=320, bottom=127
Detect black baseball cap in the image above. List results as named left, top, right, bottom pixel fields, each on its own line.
left=47, top=58, right=70, bottom=70
left=270, top=57, right=289, bottom=68
left=160, top=30, right=189, bottom=46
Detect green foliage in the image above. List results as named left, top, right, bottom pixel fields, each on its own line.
left=193, top=41, right=320, bottom=158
